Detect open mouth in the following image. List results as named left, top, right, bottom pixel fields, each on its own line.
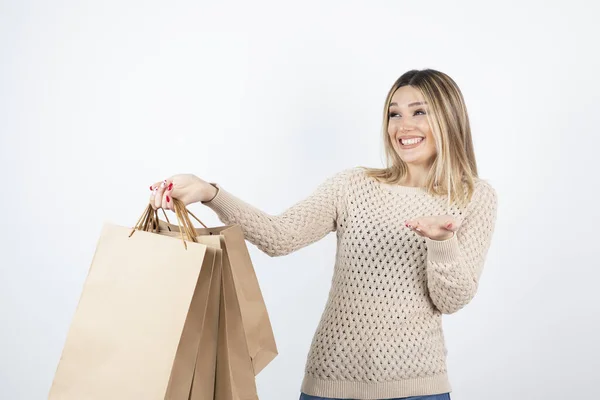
left=399, top=137, right=425, bottom=148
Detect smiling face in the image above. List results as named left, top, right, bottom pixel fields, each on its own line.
left=387, top=85, right=437, bottom=167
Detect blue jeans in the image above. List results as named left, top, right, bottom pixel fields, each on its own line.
left=299, top=392, right=451, bottom=400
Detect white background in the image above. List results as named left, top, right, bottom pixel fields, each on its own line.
left=1, top=1, right=599, bottom=399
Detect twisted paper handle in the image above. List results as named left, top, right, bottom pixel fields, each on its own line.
left=129, top=199, right=208, bottom=249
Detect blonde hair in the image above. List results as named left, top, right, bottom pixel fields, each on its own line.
left=361, top=69, right=478, bottom=209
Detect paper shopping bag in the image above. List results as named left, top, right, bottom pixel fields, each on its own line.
left=157, top=214, right=278, bottom=400
left=214, top=237, right=259, bottom=400
left=166, top=235, right=223, bottom=400
left=49, top=202, right=217, bottom=400
left=182, top=235, right=223, bottom=400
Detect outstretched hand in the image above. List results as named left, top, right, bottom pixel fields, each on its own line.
left=405, top=215, right=461, bottom=241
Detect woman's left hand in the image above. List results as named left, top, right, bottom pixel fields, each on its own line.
left=405, top=215, right=461, bottom=241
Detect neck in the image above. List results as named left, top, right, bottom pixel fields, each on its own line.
left=399, top=164, right=430, bottom=187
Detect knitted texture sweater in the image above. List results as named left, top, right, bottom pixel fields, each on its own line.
left=202, top=166, right=498, bottom=400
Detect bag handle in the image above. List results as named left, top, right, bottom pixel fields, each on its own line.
left=128, top=199, right=209, bottom=249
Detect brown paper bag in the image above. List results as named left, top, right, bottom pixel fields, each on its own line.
left=50, top=197, right=278, bottom=400
left=49, top=204, right=213, bottom=400
left=138, top=204, right=227, bottom=400
left=188, top=236, right=222, bottom=400
left=158, top=213, right=278, bottom=400
left=166, top=235, right=223, bottom=400
left=214, top=238, right=259, bottom=400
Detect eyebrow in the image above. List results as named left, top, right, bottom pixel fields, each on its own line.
left=389, top=101, right=428, bottom=108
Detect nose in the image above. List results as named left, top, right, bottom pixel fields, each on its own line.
left=398, top=119, right=416, bottom=132
left=400, top=123, right=415, bottom=132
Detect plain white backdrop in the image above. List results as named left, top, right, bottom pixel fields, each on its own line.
left=1, top=1, right=599, bottom=399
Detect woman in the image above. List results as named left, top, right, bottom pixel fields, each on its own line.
left=148, top=69, right=498, bottom=400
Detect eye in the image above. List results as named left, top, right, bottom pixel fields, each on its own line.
left=388, top=109, right=426, bottom=118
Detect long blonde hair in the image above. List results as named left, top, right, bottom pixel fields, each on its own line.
left=361, top=69, right=478, bottom=208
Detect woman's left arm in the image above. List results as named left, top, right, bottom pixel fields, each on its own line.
left=424, top=181, right=498, bottom=314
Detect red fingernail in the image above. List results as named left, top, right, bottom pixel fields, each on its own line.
left=149, top=185, right=154, bottom=191
left=168, top=183, right=173, bottom=191
left=166, top=195, right=170, bottom=203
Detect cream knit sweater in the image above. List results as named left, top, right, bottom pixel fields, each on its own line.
left=202, top=166, right=498, bottom=400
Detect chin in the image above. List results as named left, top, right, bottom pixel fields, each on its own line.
left=396, top=152, right=422, bottom=163
left=398, top=156, right=430, bottom=166
left=401, top=159, right=423, bottom=165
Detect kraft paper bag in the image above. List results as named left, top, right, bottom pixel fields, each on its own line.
left=157, top=210, right=235, bottom=400
left=185, top=235, right=222, bottom=400
left=49, top=214, right=210, bottom=399
left=214, top=239, right=258, bottom=400
left=50, top=196, right=278, bottom=400
left=218, top=224, right=279, bottom=377
left=166, top=235, right=222, bottom=400
left=157, top=215, right=278, bottom=400
left=49, top=201, right=226, bottom=400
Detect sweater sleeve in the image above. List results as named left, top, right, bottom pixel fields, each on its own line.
left=200, top=168, right=354, bottom=257
left=424, top=180, right=498, bottom=314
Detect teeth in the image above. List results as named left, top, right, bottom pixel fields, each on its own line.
left=401, top=137, right=424, bottom=145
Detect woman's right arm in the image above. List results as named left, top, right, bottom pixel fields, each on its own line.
left=150, top=168, right=355, bottom=257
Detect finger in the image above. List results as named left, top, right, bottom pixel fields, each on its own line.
left=160, top=180, right=174, bottom=210
left=405, top=222, right=420, bottom=233
left=162, top=193, right=172, bottom=211
left=406, top=219, right=425, bottom=228
left=414, top=225, right=426, bottom=236
left=154, top=179, right=169, bottom=209
left=443, top=218, right=459, bottom=232
left=149, top=181, right=164, bottom=209
left=411, top=220, right=422, bottom=231
left=413, top=221, right=433, bottom=238
left=149, top=185, right=159, bottom=210
left=405, top=221, right=424, bottom=236
left=162, top=181, right=174, bottom=211
left=413, top=228, right=426, bottom=237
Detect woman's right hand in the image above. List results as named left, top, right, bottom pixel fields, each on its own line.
left=149, top=174, right=218, bottom=211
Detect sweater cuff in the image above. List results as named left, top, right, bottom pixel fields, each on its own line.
left=200, top=183, right=239, bottom=221
left=425, top=233, right=461, bottom=264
